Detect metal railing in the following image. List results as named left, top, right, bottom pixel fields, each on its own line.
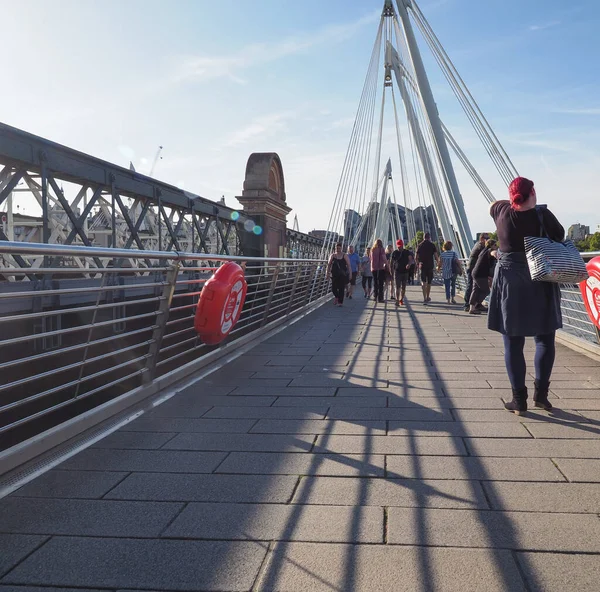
left=0, top=242, right=330, bottom=452
left=456, top=252, right=600, bottom=348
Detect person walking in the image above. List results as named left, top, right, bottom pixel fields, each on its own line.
left=464, top=233, right=489, bottom=311
left=385, top=244, right=394, bottom=300
left=468, top=238, right=497, bottom=314
left=415, top=232, right=440, bottom=305
left=371, top=238, right=387, bottom=303
left=391, top=239, right=413, bottom=306
left=327, top=243, right=351, bottom=307
left=360, top=247, right=373, bottom=298
left=345, top=245, right=361, bottom=300
left=439, top=241, right=462, bottom=304
left=488, top=177, right=564, bottom=415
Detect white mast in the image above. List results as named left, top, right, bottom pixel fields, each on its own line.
left=393, top=0, right=473, bottom=254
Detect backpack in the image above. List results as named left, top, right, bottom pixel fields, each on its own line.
left=451, top=255, right=462, bottom=276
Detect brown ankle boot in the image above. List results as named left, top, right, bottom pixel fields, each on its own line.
left=504, top=387, right=528, bottom=415
left=534, top=380, right=553, bottom=411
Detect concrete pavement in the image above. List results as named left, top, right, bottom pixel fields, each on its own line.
left=2, top=284, right=600, bottom=591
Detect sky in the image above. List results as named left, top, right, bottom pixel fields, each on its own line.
left=1, top=0, right=599, bottom=238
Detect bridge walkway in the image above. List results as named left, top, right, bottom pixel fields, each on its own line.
left=1, top=284, right=600, bottom=591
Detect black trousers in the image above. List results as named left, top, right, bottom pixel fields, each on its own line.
left=464, top=270, right=474, bottom=306
left=373, top=270, right=385, bottom=301
left=470, top=276, right=490, bottom=306
left=332, top=277, right=346, bottom=303
left=362, top=276, right=373, bottom=291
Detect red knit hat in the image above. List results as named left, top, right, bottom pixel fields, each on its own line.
left=396, top=239, right=404, bottom=248
left=509, top=177, right=534, bottom=210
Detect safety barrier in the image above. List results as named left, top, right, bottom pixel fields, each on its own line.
left=0, top=242, right=329, bottom=461
left=455, top=252, right=600, bottom=349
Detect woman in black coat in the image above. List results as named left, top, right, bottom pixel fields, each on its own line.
left=488, top=177, right=564, bottom=415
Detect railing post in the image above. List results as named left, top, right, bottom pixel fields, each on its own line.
left=143, top=261, right=180, bottom=383
left=286, top=264, right=303, bottom=316
left=261, top=263, right=280, bottom=327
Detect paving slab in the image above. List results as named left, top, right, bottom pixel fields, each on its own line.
left=90, top=431, right=177, bottom=449
left=313, top=435, right=467, bottom=455
left=387, top=507, right=600, bottom=551
left=2, top=537, right=267, bottom=591
left=202, top=407, right=328, bottom=420
left=121, top=417, right=256, bottom=433
left=326, top=407, right=453, bottom=421
left=272, top=395, right=388, bottom=407
left=11, top=470, right=128, bottom=499
left=516, top=552, right=600, bottom=592
left=0, top=498, right=183, bottom=537
left=163, top=503, right=383, bottom=543
left=288, top=375, right=389, bottom=388
left=550, top=388, right=600, bottom=399
left=162, top=433, right=315, bottom=452
left=482, top=481, right=600, bottom=513
left=523, top=422, right=600, bottom=439
left=553, top=458, right=600, bottom=482
left=0, top=535, right=49, bottom=579
left=105, top=473, right=299, bottom=502
left=337, top=385, right=444, bottom=397
left=388, top=421, right=531, bottom=438
left=229, top=386, right=337, bottom=396
left=250, top=419, right=386, bottom=435
left=388, top=396, right=506, bottom=409
left=385, top=456, right=565, bottom=481
left=465, top=437, right=600, bottom=458
left=58, top=448, right=228, bottom=473
left=292, top=476, right=489, bottom=509
left=255, top=542, right=525, bottom=591
left=216, top=452, right=385, bottom=476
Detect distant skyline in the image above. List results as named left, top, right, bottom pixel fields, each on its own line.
left=1, top=0, right=598, bottom=237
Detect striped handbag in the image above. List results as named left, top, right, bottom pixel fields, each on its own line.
left=524, top=207, right=588, bottom=284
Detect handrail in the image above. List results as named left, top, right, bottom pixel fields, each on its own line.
left=0, top=240, right=324, bottom=264
left=455, top=256, right=599, bottom=348
left=0, top=242, right=330, bottom=457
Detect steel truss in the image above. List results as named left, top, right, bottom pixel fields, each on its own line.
left=0, top=122, right=255, bottom=271
left=286, top=229, right=324, bottom=260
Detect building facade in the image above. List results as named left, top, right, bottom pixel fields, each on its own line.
left=567, top=224, right=590, bottom=243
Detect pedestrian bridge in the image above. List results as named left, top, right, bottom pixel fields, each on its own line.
left=1, top=245, right=599, bottom=591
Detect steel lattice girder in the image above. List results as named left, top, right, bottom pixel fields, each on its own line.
left=286, top=229, right=323, bottom=259
left=0, top=122, right=249, bottom=264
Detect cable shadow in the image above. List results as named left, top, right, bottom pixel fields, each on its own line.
left=256, top=297, right=483, bottom=591
left=404, top=297, right=543, bottom=591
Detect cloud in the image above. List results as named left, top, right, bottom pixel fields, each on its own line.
left=552, top=107, right=600, bottom=115
left=175, top=9, right=380, bottom=84
left=222, top=112, right=296, bottom=148
left=528, top=21, right=561, bottom=31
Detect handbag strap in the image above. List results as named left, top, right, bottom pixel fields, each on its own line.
left=535, top=205, right=550, bottom=239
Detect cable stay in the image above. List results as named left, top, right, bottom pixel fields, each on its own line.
left=323, top=0, right=519, bottom=259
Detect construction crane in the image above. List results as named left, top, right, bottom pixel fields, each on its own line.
left=149, top=146, right=163, bottom=177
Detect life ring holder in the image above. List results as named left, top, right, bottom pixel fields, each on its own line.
left=194, top=261, right=248, bottom=345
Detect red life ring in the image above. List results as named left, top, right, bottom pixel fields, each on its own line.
left=194, top=262, right=248, bottom=344
left=579, top=256, right=600, bottom=330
